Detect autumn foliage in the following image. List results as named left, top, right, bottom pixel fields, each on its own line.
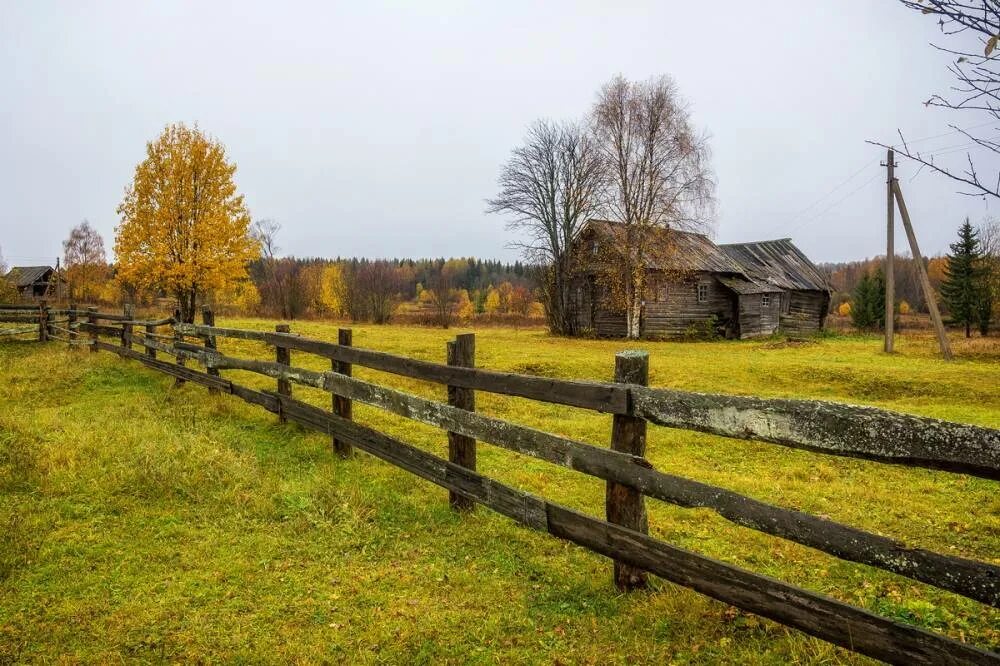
left=115, top=123, right=259, bottom=322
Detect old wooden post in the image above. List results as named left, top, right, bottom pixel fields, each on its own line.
left=145, top=321, right=156, bottom=359
left=606, top=350, right=650, bottom=591
left=68, top=304, right=77, bottom=347
left=332, top=328, right=353, bottom=458
left=87, top=306, right=98, bottom=352
left=173, top=308, right=186, bottom=385
left=38, top=301, right=48, bottom=342
left=883, top=148, right=895, bottom=353
left=446, top=333, right=476, bottom=512
left=122, top=303, right=134, bottom=351
left=202, top=305, right=219, bottom=394
left=891, top=181, right=954, bottom=360
left=275, top=323, right=291, bottom=423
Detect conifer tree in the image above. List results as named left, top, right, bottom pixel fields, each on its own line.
left=941, top=219, right=985, bottom=338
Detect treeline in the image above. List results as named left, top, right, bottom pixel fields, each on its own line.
left=243, top=256, right=541, bottom=326
left=822, top=219, right=1000, bottom=336
left=820, top=256, right=948, bottom=314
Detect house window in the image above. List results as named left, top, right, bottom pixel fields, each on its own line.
left=762, top=294, right=771, bottom=307
left=697, top=283, right=708, bottom=304
left=591, top=239, right=600, bottom=256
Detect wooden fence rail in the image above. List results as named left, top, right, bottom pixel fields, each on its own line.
left=5, top=305, right=999, bottom=664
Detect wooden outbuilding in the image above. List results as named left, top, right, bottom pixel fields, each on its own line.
left=568, top=220, right=830, bottom=339
left=3, top=265, right=66, bottom=301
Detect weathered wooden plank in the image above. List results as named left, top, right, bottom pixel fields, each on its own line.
left=544, top=505, right=998, bottom=665
left=175, top=322, right=273, bottom=342
left=201, top=306, right=219, bottom=394
left=607, top=350, right=649, bottom=590
left=0, top=314, right=42, bottom=323
left=0, top=304, right=44, bottom=311
left=183, top=347, right=1000, bottom=606
left=447, top=333, right=476, bottom=512
left=174, top=323, right=628, bottom=413
left=78, top=322, right=124, bottom=338
left=333, top=328, right=353, bottom=458
left=632, top=386, right=1000, bottom=480
left=260, top=392, right=1000, bottom=664
left=92, top=341, right=232, bottom=392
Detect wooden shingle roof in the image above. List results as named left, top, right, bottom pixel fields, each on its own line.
left=5, top=266, right=54, bottom=288
left=718, top=240, right=831, bottom=292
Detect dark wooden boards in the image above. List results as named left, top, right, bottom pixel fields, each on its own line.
left=607, top=350, right=649, bottom=590
left=174, top=322, right=629, bottom=414
left=171, top=345, right=1000, bottom=607
left=447, top=333, right=476, bottom=512
left=252, top=391, right=1000, bottom=664
left=632, top=386, right=1000, bottom=480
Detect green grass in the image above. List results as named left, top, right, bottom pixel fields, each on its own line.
left=1, top=322, right=998, bottom=664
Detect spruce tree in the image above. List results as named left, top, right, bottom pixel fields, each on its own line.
left=851, top=269, right=886, bottom=331
left=941, top=219, right=984, bottom=338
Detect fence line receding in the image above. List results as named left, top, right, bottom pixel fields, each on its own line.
left=2, top=302, right=999, bottom=665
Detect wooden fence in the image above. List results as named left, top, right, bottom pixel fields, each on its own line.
left=3, top=302, right=1000, bottom=664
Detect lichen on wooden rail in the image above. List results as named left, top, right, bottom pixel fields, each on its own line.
left=174, top=345, right=1000, bottom=607
left=632, top=387, right=1000, bottom=480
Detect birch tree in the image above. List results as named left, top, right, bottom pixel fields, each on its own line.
left=591, top=75, right=715, bottom=339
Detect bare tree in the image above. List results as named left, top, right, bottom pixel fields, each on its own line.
left=425, top=260, right=460, bottom=328
left=881, top=1, right=1000, bottom=198
left=488, top=119, right=604, bottom=335
left=348, top=261, right=401, bottom=324
left=250, top=219, right=286, bottom=317
left=63, top=220, right=107, bottom=302
left=591, top=74, right=716, bottom=338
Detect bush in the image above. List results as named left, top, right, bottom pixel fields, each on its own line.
left=683, top=315, right=720, bottom=341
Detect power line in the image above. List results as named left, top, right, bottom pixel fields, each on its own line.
left=898, top=120, right=998, bottom=146
left=768, top=159, right=878, bottom=236
left=781, top=171, right=883, bottom=237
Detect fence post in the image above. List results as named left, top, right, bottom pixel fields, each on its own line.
left=87, top=306, right=97, bottom=352
left=68, top=304, right=77, bottom=348
left=275, top=323, right=291, bottom=422
left=202, top=305, right=219, bottom=394
left=122, top=303, right=134, bottom=351
left=606, top=350, right=650, bottom=591
left=145, top=321, right=156, bottom=359
left=332, top=328, right=353, bottom=457
left=38, top=301, right=48, bottom=342
left=173, top=308, right=186, bottom=385
left=446, top=333, right=476, bottom=512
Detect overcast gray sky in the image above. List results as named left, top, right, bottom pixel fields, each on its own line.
left=2, top=1, right=999, bottom=266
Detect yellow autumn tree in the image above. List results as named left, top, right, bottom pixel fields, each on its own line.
left=484, top=286, right=501, bottom=314
left=837, top=301, right=851, bottom=316
left=456, top=289, right=474, bottom=320
left=115, top=123, right=259, bottom=323
left=319, top=264, right=344, bottom=316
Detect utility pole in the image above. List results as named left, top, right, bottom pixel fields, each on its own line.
left=881, top=148, right=896, bottom=353
left=891, top=180, right=954, bottom=361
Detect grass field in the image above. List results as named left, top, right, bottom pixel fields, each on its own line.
left=1, top=321, right=998, bottom=664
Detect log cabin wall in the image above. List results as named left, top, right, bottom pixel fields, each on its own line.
left=642, top=272, right=734, bottom=339
left=779, top=290, right=830, bottom=335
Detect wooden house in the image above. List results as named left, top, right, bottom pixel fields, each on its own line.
left=4, top=265, right=66, bottom=302
left=568, top=220, right=830, bottom=339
